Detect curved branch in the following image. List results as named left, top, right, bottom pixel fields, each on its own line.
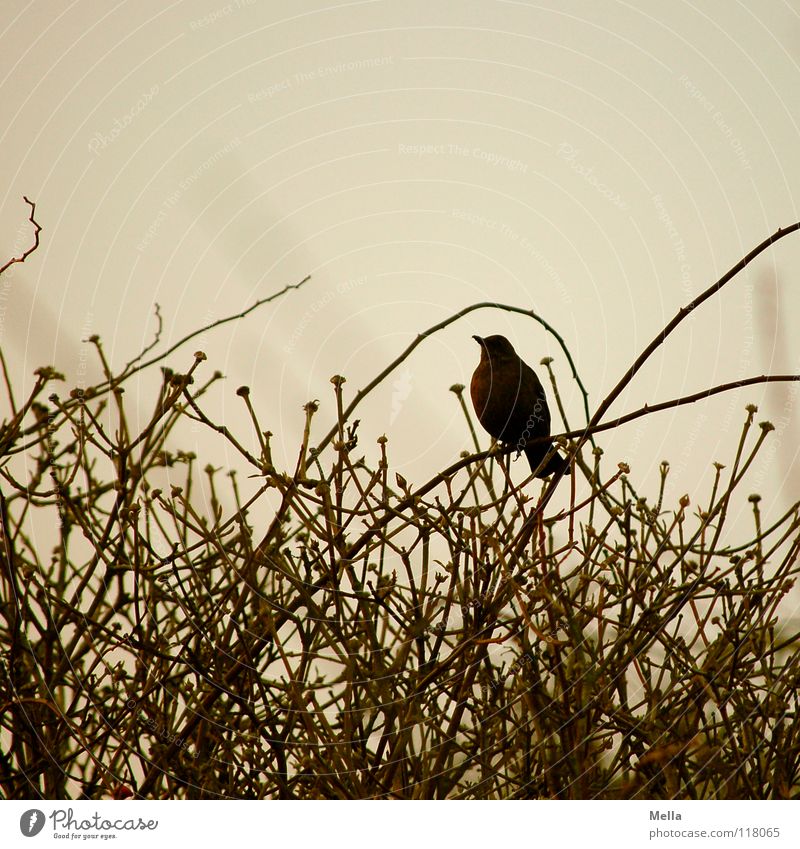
left=312, top=301, right=591, bottom=458
left=118, top=275, right=312, bottom=384
left=579, top=373, right=799, bottom=439
left=16, top=275, right=313, bottom=442
left=0, top=197, right=41, bottom=276
left=511, top=221, right=800, bottom=555
left=590, top=222, right=800, bottom=431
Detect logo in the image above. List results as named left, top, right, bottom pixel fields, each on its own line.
left=20, top=809, right=45, bottom=837
left=390, top=367, right=413, bottom=424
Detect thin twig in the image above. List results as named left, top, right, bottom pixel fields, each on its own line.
left=0, top=197, right=41, bottom=277
left=312, top=301, right=593, bottom=459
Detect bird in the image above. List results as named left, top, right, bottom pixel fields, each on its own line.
left=470, top=334, right=568, bottom=478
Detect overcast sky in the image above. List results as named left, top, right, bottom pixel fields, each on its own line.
left=3, top=0, right=800, bottom=522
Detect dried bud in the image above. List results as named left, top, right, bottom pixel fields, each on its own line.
left=35, top=367, right=65, bottom=382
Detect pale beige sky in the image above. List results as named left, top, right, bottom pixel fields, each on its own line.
left=2, top=0, right=800, bottom=521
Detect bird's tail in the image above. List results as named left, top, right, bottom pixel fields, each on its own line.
left=524, top=444, right=569, bottom=479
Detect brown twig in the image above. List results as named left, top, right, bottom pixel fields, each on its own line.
left=0, top=197, right=41, bottom=277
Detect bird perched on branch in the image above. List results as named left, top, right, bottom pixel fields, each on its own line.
left=470, top=334, right=568, bottom=478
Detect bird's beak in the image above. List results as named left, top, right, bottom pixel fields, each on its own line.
left=472, top=335, right=483, bottom=345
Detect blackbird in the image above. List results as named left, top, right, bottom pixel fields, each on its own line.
left=470, top=334, right=567, bottom=478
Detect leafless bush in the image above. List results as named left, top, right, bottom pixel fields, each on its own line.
left=1, top=200, right=800, bottom=799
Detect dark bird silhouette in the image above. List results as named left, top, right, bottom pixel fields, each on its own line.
left=470, top=334, right=568, bottom=478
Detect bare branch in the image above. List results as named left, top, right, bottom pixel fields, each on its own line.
left=0, top=197, right=42, bottom=276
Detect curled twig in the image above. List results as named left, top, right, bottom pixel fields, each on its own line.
left=0, top=197, right=41, bottom=277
